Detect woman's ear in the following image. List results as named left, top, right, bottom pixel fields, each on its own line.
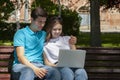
left=31, top=18, right=33, bottom=22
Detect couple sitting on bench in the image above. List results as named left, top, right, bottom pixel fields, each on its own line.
left=12, top=7, right=88, bottom=80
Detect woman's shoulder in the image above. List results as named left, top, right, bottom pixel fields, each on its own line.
left=59, top=36, right=70, bottom=41
left=60, top=36, right=70, bottom=39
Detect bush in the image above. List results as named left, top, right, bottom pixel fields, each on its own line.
left=32, top=0, right=81, bottom=36
left=0, top=22, right=30, bottom=42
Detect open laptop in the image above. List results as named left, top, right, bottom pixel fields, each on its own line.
left=56, top=49, right=86, bottom=68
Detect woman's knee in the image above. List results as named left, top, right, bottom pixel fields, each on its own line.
left=60, top=67, right=74, bottom=79
left=75, top=69, right=88, bottom=79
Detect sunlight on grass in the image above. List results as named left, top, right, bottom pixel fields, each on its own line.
left=0, top=41, right=13, bottom=46
left=102, top=43, right=120, bottom=47
left=0, top=32, right=120, bottom=47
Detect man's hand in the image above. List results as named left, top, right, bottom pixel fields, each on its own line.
left=33, top=67, right=48, bottom=79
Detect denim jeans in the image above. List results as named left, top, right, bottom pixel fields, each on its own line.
left=12, top=63, right=61, bottom=80
left=58, top=67, right=88, bottom=80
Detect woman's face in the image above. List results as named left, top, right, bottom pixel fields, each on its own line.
left=51, top=23, right=62, bottom=38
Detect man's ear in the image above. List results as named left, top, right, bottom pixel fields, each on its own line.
left=31, top=18, right=35, bottom=23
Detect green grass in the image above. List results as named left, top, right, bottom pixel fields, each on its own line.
left=0, top=40, right=13, bottom=46
left=77, top=32, right=120, bottom=47
left=0, top=32, right=120, bottom=47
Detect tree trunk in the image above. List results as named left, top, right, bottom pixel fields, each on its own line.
left=90, top=0, right=101, bottom=47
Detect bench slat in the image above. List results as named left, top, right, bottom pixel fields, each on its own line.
left=89, top=77, right=120, bottom=79
left=0, top=67, right=8, bottom=73
left=0, top=54, right=11, bottom=60
left=0, top=74, right=10, bottom=80
left=86, top=68, right=120, bottom=73
left=86, top=55, right=120, bottom=61
left=0, top=46, right=14, bottom=53
left=88, top=73, right=120, bottom=77
left=0, top=61, right=9, bottom=67
left=0, top=46, right=120, bottom=80
left=88, top=73, right=120, bottom=80
left=85, top=61, right=120, bottom=67
left=86, top=50, right=120, bottom=54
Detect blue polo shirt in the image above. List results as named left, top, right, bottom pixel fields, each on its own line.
left=13, top=26, right=46, bottom=65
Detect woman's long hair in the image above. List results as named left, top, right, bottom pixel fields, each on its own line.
left=45, top=16, right=63, bottom=42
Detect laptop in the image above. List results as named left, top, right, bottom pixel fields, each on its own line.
left=56, top=49, right=86, bottom=68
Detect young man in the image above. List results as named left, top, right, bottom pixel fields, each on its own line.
left=12, top=7, right=61, bottom=80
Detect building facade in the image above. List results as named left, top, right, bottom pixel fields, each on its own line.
left=8, top=0, right=120, bottom=31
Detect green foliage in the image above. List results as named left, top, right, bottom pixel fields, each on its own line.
left=0, top=0, right=14, bottom=22
left=100, top=0, right=108, bottom=6
left=1, top=31, right=120, bottom=48
left=0, top=22, right=16, bottom=41
left=0, top=22, right=30, bottom=42
left=61, top=9, right=80, bottom=36
left=32, top=0, right=81, bottom=36
left=100, top=0, right=120, bottom=11
left=31, top=0, right=59, bottom=15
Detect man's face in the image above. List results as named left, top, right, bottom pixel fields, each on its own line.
left=31, top=17, right=46, bottom=31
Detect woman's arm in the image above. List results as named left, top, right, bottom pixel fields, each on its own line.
left=43, top=53, right=56, bottom=67
left=69, top=36, right=77, bottom=50
left=70, top=45, right=76, bottom=50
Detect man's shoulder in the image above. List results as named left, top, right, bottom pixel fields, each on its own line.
left=16, top=26, right=26, bottom=32
left=38, top=30, right=46, bottom=35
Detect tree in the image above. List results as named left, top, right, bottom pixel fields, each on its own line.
left=0, top=0, right=14, bottom=22
left=90, top=0, right=120, bottom=47
left=100, top=0, right=120, bottom=12
left=90, top=0, right=101, bottom=47
left=32, top=0, right=80, bottom=36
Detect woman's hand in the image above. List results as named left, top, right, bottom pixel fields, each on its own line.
left=69, top=35, right=77, bottom=45
left=69, top=35, right=77, bottom=50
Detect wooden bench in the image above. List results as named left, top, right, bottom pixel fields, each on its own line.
left=0, top=46, right=120, bottom=80
left=80, top=47, right=120, bottom=80
left=0, top=46, right=14, bottom=80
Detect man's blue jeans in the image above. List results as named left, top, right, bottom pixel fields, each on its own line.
left=58, top=67, right=88, bottom=80
left=12, top=63, right=61, bottom=80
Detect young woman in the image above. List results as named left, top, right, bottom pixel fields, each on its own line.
left=43, top=16, right=88, bottom=80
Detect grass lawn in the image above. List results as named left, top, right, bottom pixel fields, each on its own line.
left=0, top=32, right=120, bottom=47
left=0, top=40, right=13, bottom=46
left=77, top=32, right=120, bottom=47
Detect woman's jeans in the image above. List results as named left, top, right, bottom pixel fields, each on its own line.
left=58, top=67, right=88, bottom=80
left=12, top=63, right=61, bottom=80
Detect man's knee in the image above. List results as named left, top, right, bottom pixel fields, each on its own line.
left=11, top=70, right=20, bottom=80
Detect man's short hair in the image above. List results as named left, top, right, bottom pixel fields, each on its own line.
left=31, top=7, right=47, bottom=20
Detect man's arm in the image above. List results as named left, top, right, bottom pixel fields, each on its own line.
left=16, top=46, right=47, bottom=79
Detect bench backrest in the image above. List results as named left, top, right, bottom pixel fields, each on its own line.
left=0, top=46, right=14, bottom=80
left=0, top=46, right=120, bottom=80
left=79, top=47, right=120, bottom=80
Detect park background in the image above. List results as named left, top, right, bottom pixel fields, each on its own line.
left=0, top=0, right=120, bottom=47
left=0, top=1, right=120, bottom=80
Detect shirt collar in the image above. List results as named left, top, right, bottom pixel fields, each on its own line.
left=26, top=26, right=41, bottom=35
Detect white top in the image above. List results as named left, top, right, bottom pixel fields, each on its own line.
left=44, top=36, right=70, bottom=64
